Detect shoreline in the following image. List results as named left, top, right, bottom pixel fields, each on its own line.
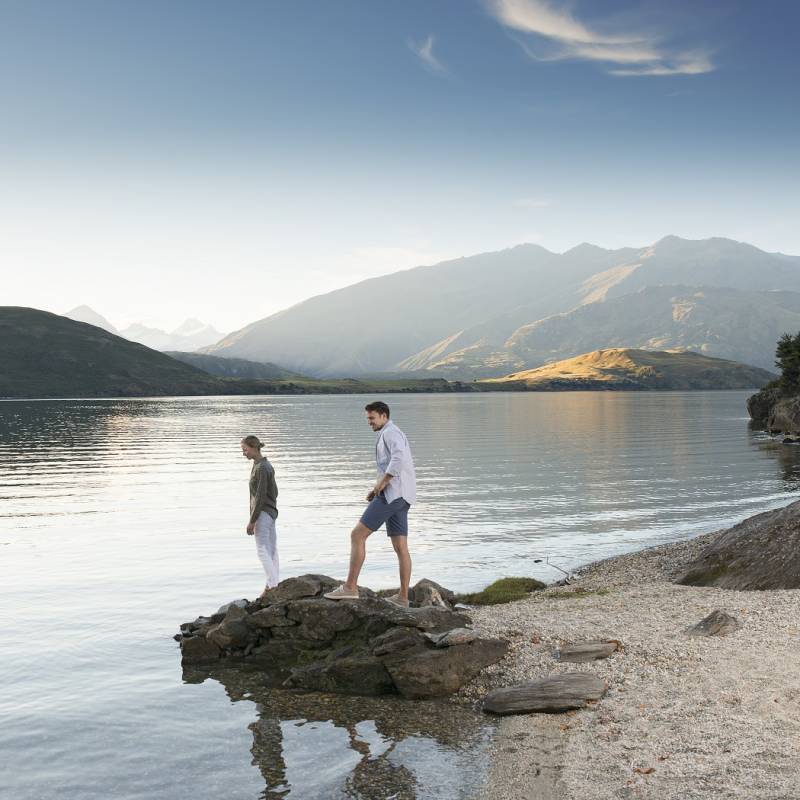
left=0, top=385, right=766, bottom=401
left=468, top=528, right=800, bottom=799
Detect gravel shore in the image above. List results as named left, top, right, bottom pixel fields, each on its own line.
left=467, top=531, right=800, bottom=799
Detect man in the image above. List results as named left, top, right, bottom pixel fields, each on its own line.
left=324, top=401, right=416, bottom=607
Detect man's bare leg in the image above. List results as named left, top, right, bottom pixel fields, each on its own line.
left=390, top=535, right=412, bottom=601
left=343, top=522, right=373, bottom=591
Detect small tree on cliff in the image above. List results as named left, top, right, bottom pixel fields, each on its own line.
left=775, top=332, right=800, bottom=390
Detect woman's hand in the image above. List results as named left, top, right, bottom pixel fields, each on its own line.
left=246, top=522, right=255, bottom=535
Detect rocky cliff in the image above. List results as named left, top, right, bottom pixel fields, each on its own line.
left=746, top=384, right=800, bottom=432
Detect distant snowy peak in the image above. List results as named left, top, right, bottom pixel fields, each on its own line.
left=63, top=307, right=225, bottom=352
left=64, top=305, right=119, bottom=335
left=172, top=317, right=219, bottom=338
left=121, top=320, right=225, bottom=352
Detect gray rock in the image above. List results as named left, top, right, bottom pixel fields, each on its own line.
left=410, top=578, right=456, bottom=608
left=286, top=598, right=360, bottom=637
left=483, top=673, right=608, bottom=715
left=180, top=615, right=217, bottom=638
left=180, top=635, right=221, bottom=664
left=555, top=641, right=620, bottom=663
left=206, top=605, right=252, bottom=649
left=389, top=604, right=472, bottom=633
left=216, top=599, right=248, bottom=615
left=371, top=627, right=426, bottom=656
left=687, top=610, right=740, bottom=637
left=384, top=638, right=509, bottom=698
left=425, top=628, right=479, bottom=648
left=249, top=605, right=295, bottom=629
left=249, top=639, right=328, bottom=666
left=284, top=655, right=394, bottom=695
left=675, top=500, right=800, bottom=589
left=258, top=575, right=335, bottom=605
left=335, top=598, right=471, bottom=636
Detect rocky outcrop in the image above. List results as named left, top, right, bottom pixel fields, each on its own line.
left=746, top=385, right=783, bottom=427
left=675, top=501, right=800, bottom=590
left=745, top=384, right=800, bottom=433
left=176, top=574, right=508, bottom=698
left=767, top=395, right=800, bottom=434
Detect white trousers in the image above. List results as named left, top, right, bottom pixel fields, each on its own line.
left=254, top=511, right=279, bottom=588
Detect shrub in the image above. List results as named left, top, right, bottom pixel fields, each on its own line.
left=457, top=577, right=546, bottom=605
left=776, top=332, right=800, bottom=390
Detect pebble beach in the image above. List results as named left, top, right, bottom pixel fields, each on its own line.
left=467, top=531, right=800, bottom=800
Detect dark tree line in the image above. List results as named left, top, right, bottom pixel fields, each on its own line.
left=776, top=332, right=800, bottom=390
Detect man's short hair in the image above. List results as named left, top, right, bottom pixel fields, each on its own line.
left=365, top=401, right=390, bottom=417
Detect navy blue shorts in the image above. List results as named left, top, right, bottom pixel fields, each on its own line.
left=360, top=494, right=410, bottom=536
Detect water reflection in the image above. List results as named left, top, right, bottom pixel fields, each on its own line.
left=184, top=667, right=493, bottom=800
left=749, top=423, right=800, bottom=485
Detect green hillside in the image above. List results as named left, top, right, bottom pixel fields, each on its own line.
left=165, top=351, right=304, bottom=380
left=0, top=307, right=224, bottom=398
left=482, top=348, right=776, bottom=391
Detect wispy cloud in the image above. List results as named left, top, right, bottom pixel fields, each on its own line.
left=409, top=34, right=447, bottom=75
left=516, top=197, right=551, bottom=209
left=486, top=0, right=715, bottom=77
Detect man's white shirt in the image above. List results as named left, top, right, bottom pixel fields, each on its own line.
left=375, top=421, right=416, bottom=504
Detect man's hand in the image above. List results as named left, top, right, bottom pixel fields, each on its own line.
left=367, top=474, right=393, bottom=502
left=246, top=522, right=255, bottom=535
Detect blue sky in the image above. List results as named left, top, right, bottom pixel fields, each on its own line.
left=2, top=0, right=798, bottom=331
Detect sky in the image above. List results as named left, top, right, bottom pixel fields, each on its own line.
left=2, top=0, right=799, bottom=332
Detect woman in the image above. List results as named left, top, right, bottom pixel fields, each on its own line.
left=241, top=435, right=279, bottom=597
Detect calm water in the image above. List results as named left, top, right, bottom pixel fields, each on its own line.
left=2, top=391, right=798, bottom=799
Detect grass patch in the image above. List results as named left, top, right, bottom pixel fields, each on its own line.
left=457, top=577, right=546, bottom=606
left=542, top=587, right=612, bottom=600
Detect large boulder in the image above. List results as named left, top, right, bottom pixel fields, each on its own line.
left=675, top=501, right=800, bottom=590
left=177, top=574, right=508, bottom=698
left=383, top=638, right=509, bottom=698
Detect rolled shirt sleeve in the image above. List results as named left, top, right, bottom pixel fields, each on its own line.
left=383, top=427, right=408, bottom=477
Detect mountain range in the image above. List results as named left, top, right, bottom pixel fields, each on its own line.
left=0, top=307, right=473, bottom=398
left=203, top=236, right=800, bottom=377
left=64, top=306, right=225, bottom=352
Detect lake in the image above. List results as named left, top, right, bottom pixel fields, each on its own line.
left=1, top=391, right=797, bottom=799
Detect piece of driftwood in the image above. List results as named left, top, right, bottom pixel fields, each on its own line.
left=483, top=673, right=608, bottom=715
left=555, top=640, right=620, bottom=663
